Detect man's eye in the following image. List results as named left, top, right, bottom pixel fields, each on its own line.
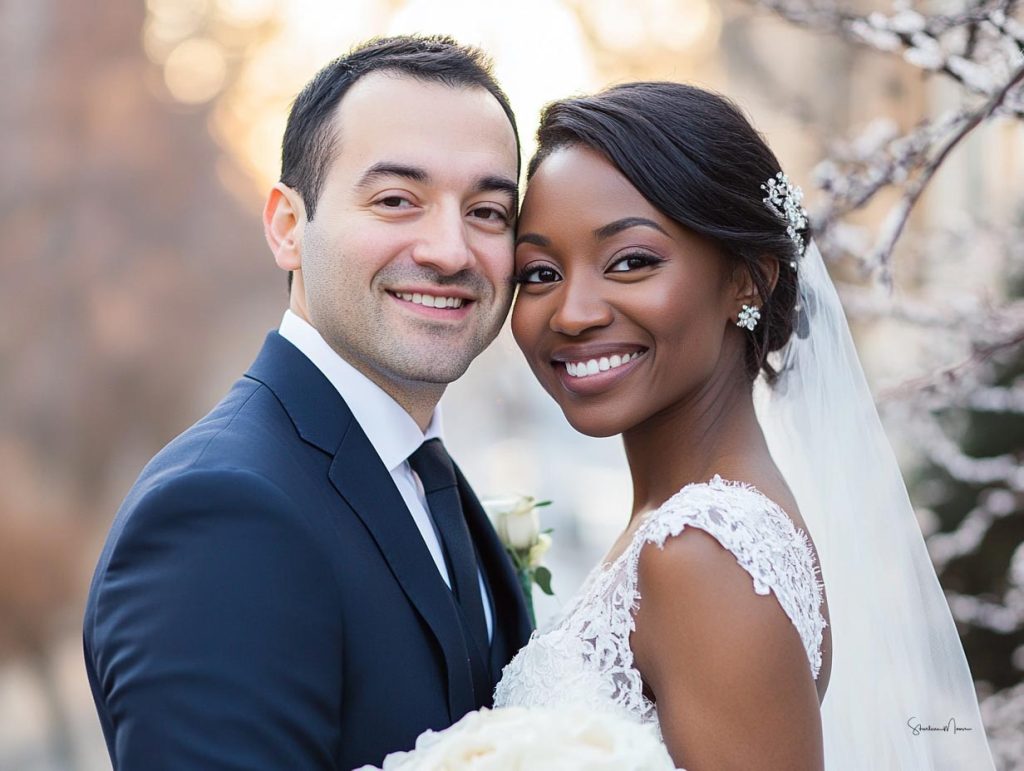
left=608, top=252, right=663, bottom=272
left=516, top=266, right=562, bottom=284
left=378, top=196, right=413, bottom=208
left=470, top=206, right=509, bottom=223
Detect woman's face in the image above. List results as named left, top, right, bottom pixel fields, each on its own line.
left=511, top=145, right=747, bottom=437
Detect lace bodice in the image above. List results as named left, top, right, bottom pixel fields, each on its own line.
left=493, top=475, right=826, bottom=729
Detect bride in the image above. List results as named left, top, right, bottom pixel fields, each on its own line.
left=492, top=82, right=994, bottom=769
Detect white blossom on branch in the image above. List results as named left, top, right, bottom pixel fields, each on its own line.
left=752, top=0, right=1024, bottom=102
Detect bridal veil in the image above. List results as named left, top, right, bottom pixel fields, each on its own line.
left=754, top=239, right=995, bottom=768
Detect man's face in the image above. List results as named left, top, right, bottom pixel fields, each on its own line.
left=296, top=73, right=519, bottom=393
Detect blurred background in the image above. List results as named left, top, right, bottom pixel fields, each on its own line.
left=1, top=0, right=1022, bottom=767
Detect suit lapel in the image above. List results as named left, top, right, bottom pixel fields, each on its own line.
left=245, top=332, right=480, bottom=720
left=329, top=426, right=485, bottom=719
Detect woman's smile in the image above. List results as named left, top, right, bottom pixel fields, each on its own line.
left=549, top=344, right=650, bottom=394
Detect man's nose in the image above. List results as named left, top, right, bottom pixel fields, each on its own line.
left=549, top=276, right=614, bottom=336
left=410, top=205, right=475, bottom=276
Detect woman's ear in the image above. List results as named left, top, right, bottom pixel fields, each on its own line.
left=732, top=254, right=781, bottom=309
left=263, top=183, right=307, bottom=272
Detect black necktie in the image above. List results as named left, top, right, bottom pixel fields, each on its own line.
left=408, top=439, right=490, bottom=659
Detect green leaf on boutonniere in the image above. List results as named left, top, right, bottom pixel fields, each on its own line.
left=534, top=566, right=554, bottom=596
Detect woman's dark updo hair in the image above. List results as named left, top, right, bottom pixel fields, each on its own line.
left=528, top=81, right=806, bottom=383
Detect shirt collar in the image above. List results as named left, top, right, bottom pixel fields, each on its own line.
left=278, top=310, right=443, bottom=471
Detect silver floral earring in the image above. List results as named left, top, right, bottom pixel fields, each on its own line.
left=736, top=304, right=761, bottom=331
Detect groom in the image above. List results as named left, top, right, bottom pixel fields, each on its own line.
left=83, top=36, right=532, bottom=770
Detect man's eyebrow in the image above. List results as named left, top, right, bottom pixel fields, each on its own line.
left=515, top=233, right=551, bottom=248
left=474, top=175, right=519, bottom=202
left=355, top=162, right=429, bottom=189
left=594, top=217, right=669, bottom=240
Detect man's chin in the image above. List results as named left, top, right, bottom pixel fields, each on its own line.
left=385, top=331, right=497, bottom=385
left=391, top=357, right=473, bottom=386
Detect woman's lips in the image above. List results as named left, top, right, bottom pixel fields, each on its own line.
left=551, top=349, right=649, bottom=395
left=562, top=350, right=646, bottom=378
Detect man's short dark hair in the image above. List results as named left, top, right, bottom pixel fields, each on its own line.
left=281, top=34, right=520, bottom=221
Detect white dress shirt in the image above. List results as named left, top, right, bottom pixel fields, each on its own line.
left=279, top=310, right=493, bottom=641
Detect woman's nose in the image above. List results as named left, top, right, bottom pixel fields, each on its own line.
left=548, top=276, right=614, bottom=336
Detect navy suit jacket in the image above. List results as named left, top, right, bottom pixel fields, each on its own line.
left=83, top=332, right=533, bottom=770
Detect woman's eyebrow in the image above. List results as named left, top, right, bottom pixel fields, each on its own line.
left=515, top=233, right=551, bottom=248
left=594, top=217, right=669, bottom=240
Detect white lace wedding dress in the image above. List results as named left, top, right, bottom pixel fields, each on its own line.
left=493, top=475, right=826, bottom=736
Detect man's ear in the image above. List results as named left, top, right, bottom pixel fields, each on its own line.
left=263, top=183, right=306, bottom=272
left=732, top=255, right=781, bottom=309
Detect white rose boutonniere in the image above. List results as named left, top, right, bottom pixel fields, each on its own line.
left=482, top=495, right=554, bottom=626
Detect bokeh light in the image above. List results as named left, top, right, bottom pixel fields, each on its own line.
left=162, top=38, right=228, bottom=103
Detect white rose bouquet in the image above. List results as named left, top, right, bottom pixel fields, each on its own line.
left=481, top=495, right=553, bottom=626
left=353, top=705, right=679, bottom=770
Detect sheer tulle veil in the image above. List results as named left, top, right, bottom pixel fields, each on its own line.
left=753, top=240, right=995, bottom=768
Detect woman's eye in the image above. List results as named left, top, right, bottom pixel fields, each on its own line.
left=608, top=252, right=662, bottom=272
left=517, top=265, right=562, bottom=284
